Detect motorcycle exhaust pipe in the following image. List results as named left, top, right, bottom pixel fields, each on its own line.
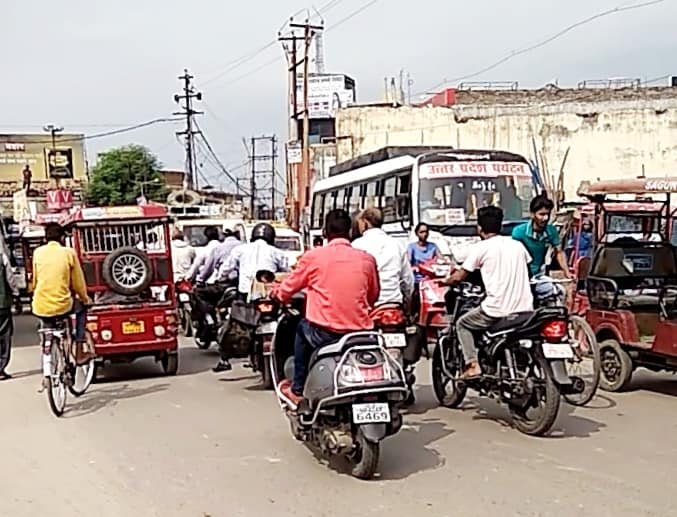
left=321, top=429, right=353, bottom=453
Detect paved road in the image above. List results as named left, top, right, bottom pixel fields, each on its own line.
left=1, top=315, right=676, bottom=517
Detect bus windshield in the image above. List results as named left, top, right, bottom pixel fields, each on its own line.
left=419, top=172, right=533, bottom=226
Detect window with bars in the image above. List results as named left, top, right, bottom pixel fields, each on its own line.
left=77, top=223, right=167, bottom=254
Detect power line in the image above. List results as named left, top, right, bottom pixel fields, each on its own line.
left=24, top=118, right=182, bottom=145
left=201, top=0, right=379, bottom=91
left=200, top=0, right=347, bottom=88
left=416, top=0, right=665, bottom=97
left=195, top=121, right=250, bottom=195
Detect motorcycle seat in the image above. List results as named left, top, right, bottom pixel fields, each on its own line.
left=485, top=311, right=536, bottom=335
left=308, top=335, right=379, bottom=367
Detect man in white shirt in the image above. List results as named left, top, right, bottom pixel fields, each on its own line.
left=219, top=222, right=289, bottom=301
left=170, top=229, right=196, bottom=283
left=213, top=222, right=288, bottom=373
left=187, top=227, right=221, bottom=281
left=444, top=206, right=533, bottom=378
left=352, top=208, right=414, bottom=308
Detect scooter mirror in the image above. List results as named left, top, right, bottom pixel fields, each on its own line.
left=256, top=270, right=276, bottom=283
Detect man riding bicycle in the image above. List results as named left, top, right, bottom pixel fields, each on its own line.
left=512, top=194, right=571, bottom=301
left=32, top=223, right=93, bottom=365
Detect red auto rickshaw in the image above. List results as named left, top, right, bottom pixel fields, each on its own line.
left=574, top=178, right=677, bottom=391
left=64, top=205, right=179, bottom=375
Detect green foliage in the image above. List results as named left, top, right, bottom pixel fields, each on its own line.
left=85, top=144, right=168, bottom=206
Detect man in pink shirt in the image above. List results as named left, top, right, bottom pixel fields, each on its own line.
left=272, top=209, right=380, bottom=399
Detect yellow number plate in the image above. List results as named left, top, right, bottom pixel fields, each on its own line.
left=122, top=321, right=145, bottom=334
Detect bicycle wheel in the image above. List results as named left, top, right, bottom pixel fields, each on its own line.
left=46, top=339, right=67, bottom=417
left=68, top=334, right=96, bottom=397
left=563, top=315, right=600, bottom=406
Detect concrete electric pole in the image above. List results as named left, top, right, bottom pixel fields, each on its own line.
left=279, top=17, right=323, bottom=230
left=174, top=69, right=203, bottom=191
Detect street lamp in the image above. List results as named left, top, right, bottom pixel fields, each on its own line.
left=43, top=124, right=64, bottom=182
left=42, top=124, right=64, bottom=151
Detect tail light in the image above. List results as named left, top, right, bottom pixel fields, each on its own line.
left=541, top=320, right=567, bottom=342
left=256, top=301, right=275, bottom=314
left=372, top=308, right=405, bottom=327
left=339, top=364, right=385, bottom=384
left=176, top=280, right=192, bottom=292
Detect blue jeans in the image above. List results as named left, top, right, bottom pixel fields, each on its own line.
left=73, top=300, right=87, bottom=342
left=292, top=319, right=345, bottom=395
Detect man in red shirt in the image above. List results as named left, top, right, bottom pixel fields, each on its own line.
left=273, top=209, right=380, bottom=400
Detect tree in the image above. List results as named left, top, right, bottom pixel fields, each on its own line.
left=85, top=144, right=168, bottom=206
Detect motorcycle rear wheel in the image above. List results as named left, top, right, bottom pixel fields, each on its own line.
left=510, top=354, right=560, bottom=436
left=350, top=429, right=380, bottom=480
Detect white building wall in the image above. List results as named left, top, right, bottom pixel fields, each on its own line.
left=335, top=92, right=677, bottom=198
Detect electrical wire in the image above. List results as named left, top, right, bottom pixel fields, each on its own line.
left=201, top=0, right=380, bottom=91
left=194, top=122, right=251, bottom=195
left=415, top=0, right=665, bottom=98
left=200, top=0, right=348, bottom=87
left=24, top=118, right=183, bottom=145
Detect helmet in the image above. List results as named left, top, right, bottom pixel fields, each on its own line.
left=251, top=223, right=276, bottom=245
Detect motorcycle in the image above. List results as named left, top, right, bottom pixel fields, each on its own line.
left=175, top=279, right=194, bottom=337
left=432, top=282, right=584, bottom=436
left=371, top=304, right=419, bottom=404
left=196, top=282, right=239, bottom=350
left=258, top=271, right=408, bottom=480
left=416, top=259, right=454, bottom=350
left=251, top=298, right=278, bottom=389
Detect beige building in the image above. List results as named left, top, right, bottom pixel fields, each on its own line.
left=0, top=133, right=87, bottom=216
left=334, top=86, right=677, bottom=198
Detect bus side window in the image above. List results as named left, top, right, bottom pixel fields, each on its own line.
left=335, top=188, right=347, bottom=211
left=347, top=186, right=361, bottom=217
left=396, top=174, right=411, bottom=219
left=382, top=176, right=398, bottom=223
left=365, top=181, right=377, bottom=209
left=359, top=184, right=368, bottom=210
left=323, top=192, right=334, bottom=217
left=312, top=194, right=325, bottom=227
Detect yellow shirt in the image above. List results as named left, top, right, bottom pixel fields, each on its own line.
left=31, top=241, right=90, bottom=317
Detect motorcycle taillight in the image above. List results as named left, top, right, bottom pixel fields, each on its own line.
left=256, top=301, right=275, bottom=314
left=541, top=320, right=567, bottom=342
left=358, top=365, right=385, bottom=382
left=372, top=309, right=405, bottom=327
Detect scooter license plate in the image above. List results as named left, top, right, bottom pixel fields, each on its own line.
left=178, top=293, right=190, bottom=303
left=352, top=403, right=391, bottom=424
left=382, top=333, right=406, bottom=348
left=256, top=322, right=277, bottom=335
left=542, top=343, right=574, bottom=359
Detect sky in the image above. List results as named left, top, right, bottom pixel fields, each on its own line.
left=1, top=0, right=675, bottom=191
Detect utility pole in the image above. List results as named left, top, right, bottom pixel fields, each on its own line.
left=279, top=18, right=323, bottom=230
left=247, top=135, right=278, bottom=220
left=174, top=69, right=202, bottom=191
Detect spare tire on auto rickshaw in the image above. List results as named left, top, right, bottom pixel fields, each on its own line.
left=102, top=246, right=153, bottom=296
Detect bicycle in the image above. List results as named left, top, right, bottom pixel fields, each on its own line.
left=531, top=276, right=601, bottom=407
left=39, top=317, right=96, bottom=417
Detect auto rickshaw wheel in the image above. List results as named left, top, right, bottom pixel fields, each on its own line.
left=102, top=247, right=153, bottom=296
left=599, top=339, right=633, bottom=392
left=162, top=352, right=179, bottom=376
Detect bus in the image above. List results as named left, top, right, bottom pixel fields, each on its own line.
left=310, top=146, right=536, bottom=259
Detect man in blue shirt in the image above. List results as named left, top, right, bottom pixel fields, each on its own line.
left=512, top=195, right=571, bottom=299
